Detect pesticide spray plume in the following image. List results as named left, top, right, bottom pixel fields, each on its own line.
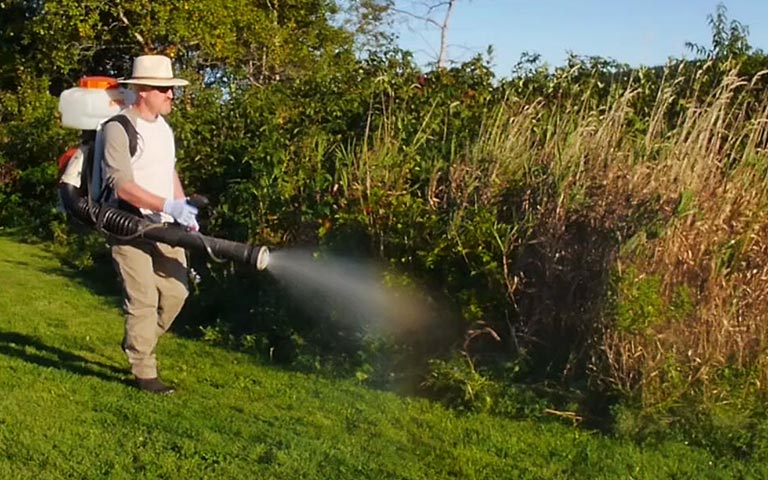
left=59, top=183, right=270, bottom=270
left=266, top=248, right=437, bottom=334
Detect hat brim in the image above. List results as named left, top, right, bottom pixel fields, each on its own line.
left=118, top=77, right=189, bottom=87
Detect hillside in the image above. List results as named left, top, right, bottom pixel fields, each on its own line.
left=0, top=233, right=762, bottom=479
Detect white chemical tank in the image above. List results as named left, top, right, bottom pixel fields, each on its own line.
left=58, top=76, right=134, bottom=130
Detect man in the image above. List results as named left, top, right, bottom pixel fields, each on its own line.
left=101, top=54, right=198, bottom=394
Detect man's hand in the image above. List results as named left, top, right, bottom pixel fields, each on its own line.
left=163, top=198, right=198, bottom=227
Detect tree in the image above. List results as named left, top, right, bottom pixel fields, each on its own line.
left=393, top=0, right=459, bottom=69
left=337, top=0, right=396, bottom=53
left=0, top=0, right=359, bottom=91
left=685, top=3, right=752, bottom=60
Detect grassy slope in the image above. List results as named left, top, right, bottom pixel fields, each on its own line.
left=0, top=233, right=762, bottom=479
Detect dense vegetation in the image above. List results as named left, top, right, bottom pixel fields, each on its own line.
left=3, top=0, right=768, bottom=454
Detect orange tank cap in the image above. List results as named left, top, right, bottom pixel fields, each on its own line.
left=57, top=146, right=79, bottom=174
left=78, top=76, right=119, bottom=89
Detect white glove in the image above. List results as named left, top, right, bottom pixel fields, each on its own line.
left=162, top=198, right=198, bottom=228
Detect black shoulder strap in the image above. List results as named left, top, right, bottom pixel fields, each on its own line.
left=91, top=114, right=139, bottom=209
left=104, top=114, right=138, bottom=158
left=77, top=131, right=97, bottom=197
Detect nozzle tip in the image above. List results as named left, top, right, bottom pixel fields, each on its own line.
left=256, top=246, right=270, bottom=271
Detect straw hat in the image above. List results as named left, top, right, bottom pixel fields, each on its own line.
left=118, top=55, right=189, bottom=87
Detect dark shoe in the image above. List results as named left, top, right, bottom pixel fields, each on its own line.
left=136, top=377, right=175, bottom=395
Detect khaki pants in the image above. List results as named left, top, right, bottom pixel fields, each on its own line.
left=111, top=241, right=189, bottom=379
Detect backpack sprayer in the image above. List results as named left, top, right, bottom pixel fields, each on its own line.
left=57, top=76, right=270, bottom=271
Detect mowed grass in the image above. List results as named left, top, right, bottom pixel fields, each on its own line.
left=0, top=233, right=763, bottom=479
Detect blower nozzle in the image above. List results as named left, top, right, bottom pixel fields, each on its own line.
left=59, top=183, right=270, bottom=271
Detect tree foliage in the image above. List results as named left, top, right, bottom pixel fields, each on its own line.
left=685, top=3, right=753, bottom=60
left=0, top=0, right=355, bottom=92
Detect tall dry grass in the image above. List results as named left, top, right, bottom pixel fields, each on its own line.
left=339, top=62, right=768, bottom=409
left=602, top=66, right=768, bottom=408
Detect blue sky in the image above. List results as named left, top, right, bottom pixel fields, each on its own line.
left=392, top=1, right=768, bottom=77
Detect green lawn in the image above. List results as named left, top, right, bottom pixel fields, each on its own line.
left=0, top=232, right=763, bottom=479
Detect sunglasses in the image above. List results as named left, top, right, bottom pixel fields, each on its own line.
left=153, top=86, right=174, bottom=93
